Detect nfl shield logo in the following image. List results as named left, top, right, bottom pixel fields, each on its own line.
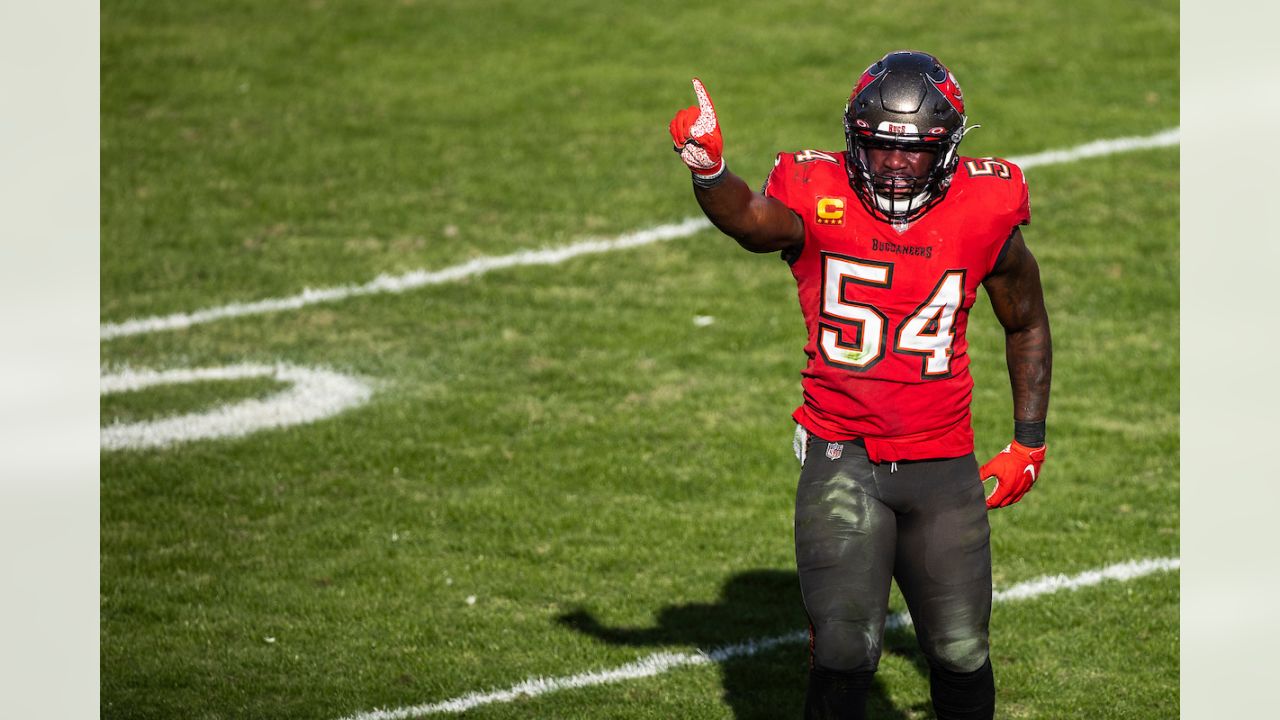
left=825, top=442, right=843, bottom=460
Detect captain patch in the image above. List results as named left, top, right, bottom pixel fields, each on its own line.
left=815, top=196, right=846, bottom=226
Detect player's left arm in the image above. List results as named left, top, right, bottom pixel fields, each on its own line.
left=980, top=227, right=1052, bottom=509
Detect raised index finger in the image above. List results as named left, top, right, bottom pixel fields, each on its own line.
left=690, top=77, right=718, bottom=136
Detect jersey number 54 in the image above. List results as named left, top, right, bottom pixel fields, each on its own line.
left=819, top=253, right=965, bottom=377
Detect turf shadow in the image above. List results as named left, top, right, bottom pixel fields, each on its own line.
left=556, top=569, right=930, bottom=719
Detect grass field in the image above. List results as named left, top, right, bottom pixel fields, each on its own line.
left=101, top=1, right=1179, bottom=718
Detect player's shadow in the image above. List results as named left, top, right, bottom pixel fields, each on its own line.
left=556, top=570, right=930, bottom=719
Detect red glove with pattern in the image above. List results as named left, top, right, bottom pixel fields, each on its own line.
left=980, top=441, right=1046, bottom=509
left=668, top=77, right=725, bottom=181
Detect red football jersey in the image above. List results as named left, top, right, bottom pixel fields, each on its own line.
left=764, top=150, right=1030, bottom=462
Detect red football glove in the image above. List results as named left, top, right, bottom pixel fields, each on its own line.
left=668, top=77, right=725, bottom=180
left=980, top=441, right=1046, bottom=509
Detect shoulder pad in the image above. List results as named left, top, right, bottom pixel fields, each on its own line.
left=957, top=156, right=1030, bottom=226
left=791, top=149, right=843, bottom=165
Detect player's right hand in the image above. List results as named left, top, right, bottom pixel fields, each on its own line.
left=669, top=77, right=725, bottom=180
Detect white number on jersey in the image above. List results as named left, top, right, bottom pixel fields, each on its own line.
left=820, top=254, right=964, bottom=376
left=895, top=271, right=965, bottom=376
left=819, top=255, right=892, bottom=369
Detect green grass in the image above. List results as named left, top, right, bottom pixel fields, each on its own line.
left=101, top=1, right=1178, bottom=718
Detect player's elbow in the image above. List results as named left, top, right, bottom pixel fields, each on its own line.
left=733, top=233, right=784, bottom=253
left=732, top=205, right=802, bottom=254
left=1003, top=313, right=1049, bottom=336
left=703, top=213, right=781, bottom=252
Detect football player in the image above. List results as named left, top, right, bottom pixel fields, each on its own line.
left=669, top=50, right=1052, bottom=720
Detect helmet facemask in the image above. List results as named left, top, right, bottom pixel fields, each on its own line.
left=844, top=124, right=962, bottom=223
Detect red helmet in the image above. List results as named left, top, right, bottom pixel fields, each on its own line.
left=843, top=50, right=969, bottom=223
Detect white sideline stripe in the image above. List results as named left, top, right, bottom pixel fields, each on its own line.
left=100, top=128, right=1179, bottom=341
left=339, top=556, right=1179, bottom=720
left=100, top=363, right=372, bottom=451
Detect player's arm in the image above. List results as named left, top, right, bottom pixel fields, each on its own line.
left=984, top=227, right=1052, bottom=426
left=669, top=79, right=804, bottom=254
left=979, top=227, right=1052, bottom=509
left=692, top=171, right=804, bottom=253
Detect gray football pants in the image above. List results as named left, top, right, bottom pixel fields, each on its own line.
left=793, top=427, right=993, bottom=674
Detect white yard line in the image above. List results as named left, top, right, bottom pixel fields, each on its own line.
left=99, top=218, right=713, bottom=340
left=99, top=364, right=372, bottom=451
left=339, top=556, right=1179, bottom=720
left=1011, top=127, right=1179, bottom=170
left=100, top=129, right=1179, bottom=341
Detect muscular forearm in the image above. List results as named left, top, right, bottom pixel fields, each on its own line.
left=1004, top=321, right=1052, bottom=424
left=693, top=172, right=762, bottom=249
left=692, top=171, right=802, bottom=253
left=693, top=170, right=754, bottom=237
